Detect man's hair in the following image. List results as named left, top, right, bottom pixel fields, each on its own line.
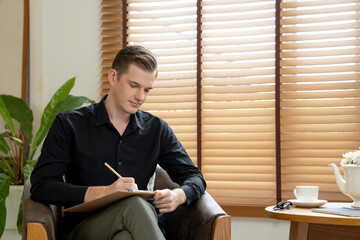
left=111, top=45, right=158, bottom=79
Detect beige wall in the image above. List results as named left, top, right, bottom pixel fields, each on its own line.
left=0, top=0, right=23, bottom=97
left=29, top=1, right=290, bottom=239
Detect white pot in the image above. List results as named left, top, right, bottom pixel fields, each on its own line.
left=329, top=163, right=360, bottom=208
left=3, top=185, right=23, bottom=240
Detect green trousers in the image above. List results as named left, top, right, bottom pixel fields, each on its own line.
left=66, top=196, right=166, bottom=240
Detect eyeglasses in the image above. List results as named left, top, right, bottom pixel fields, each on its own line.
left=273, top=201, right=293, bottom=211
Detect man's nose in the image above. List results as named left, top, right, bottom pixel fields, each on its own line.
left=135, top=89, right=145, bottom=101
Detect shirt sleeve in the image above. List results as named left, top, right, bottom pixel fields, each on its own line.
left=30, top=114, right=88, bottom=206
left=158, top=120, right=206, bottom=205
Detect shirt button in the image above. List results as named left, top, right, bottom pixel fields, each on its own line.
left=119, top=140, right=122, bottom=143
left=118, top=162, right=122, bottom=166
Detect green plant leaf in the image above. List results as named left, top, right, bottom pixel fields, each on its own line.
left=0, top=134, right=10, bottom=154
left=16, top=161, right=36, bottom=235
left=52, top=95, right=95, bottom=119
left=0, top=96, right=15, bottom=136
left=32, top=77, right=76, bottom=151
left=0, top=173, right=10, bottom=238
left=17, top=198, right=23, bottom=235
left=23, top=161, right=36, bottom=183
left=0, top=95, right=33, bottom=144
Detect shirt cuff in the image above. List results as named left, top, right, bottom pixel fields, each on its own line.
left=180, top=185, right=194, bottom=206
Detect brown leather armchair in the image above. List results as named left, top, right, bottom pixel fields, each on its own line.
left=23, top=167, right=231, bottom=240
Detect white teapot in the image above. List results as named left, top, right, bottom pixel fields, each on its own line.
left=329, top=163, right=360, bottom=208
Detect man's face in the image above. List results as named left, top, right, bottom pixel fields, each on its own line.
left=109, top=64, right=156, bottom=115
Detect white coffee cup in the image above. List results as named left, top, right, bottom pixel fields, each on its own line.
left=293, top=186, right=319, bottom=202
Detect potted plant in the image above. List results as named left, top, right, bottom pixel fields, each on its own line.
left=0, top=77, right=95, bottom=237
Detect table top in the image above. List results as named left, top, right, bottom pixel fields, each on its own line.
left=265, top=202, right=360, bottom=226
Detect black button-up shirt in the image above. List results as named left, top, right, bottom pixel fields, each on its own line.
left=30, top=96, right=206, bottom=233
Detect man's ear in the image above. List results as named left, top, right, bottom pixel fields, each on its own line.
left=108, top=69, right=117, bottom=86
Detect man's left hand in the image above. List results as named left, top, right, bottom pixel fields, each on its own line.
left=153, top=188, right=186, bottom=213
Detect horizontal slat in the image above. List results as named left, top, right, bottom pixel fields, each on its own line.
left=281, top=5, right=357, bottom=17
left=203, top=92, right=275, bottom=101
left=281, top=124, right=360, bottom=132
left=281, top=0, right=356, bottom=8
left=280, top=65, right=359, bottom=75
left=281, top=82, right=359, bottom=91
left=280, top=99, right=360, bottom=108
left=202, top=43, right=274, bottom=53
left=203, top=76, right=274, bottom=86
left=204, top=173, right=275, bottom=182
left=281, top=132, right=360, bottom=141
left=282, top=141, right=360, bottom=150
left=203, top=35, right=275, bottom=48
left=128, top=24, right=196, bottom=34
left=203, top=133, right=275, bottom=141
left=145, top=94, right=195, bottom=103
left=128, top=17, right=196, bottom=27
left=281, top=56, right=360, bottom=67
left=141, top=102, right=196, bottom=111
left=202, top=2, right=274, bottom=15
left=202, top=28, right=275, bottom=39
left=127, top=32, right=196, bottom=42
left=202, top=125, right=275, bottom=133
left=280, top=73, right=360, bottom=83
left=203, top=10, right=274, bottom=24
left=203, top=101, right=274, bottom=109
left=281, top=30, right=359, bottom=42
left=281, top=115, right=360, bottom=124
left=280, top=48, right=360, bottom=58
left=202, top=19, right=275, bottom=30
left=202, top=84, right=274, bottom=94
left=203, top=141, right=275, bottom=149
left=202, top=68, right=275, bottom=78
left=128, top=2, right=194, bottom=11
left=203, top=116, right=274, bottom=125
left=127, top=9, right=196, bottom=19
left=203, top=156, right=275, bottom=165
left=203, top=109, right=275, bottom=117
left=281, top=12, right=358, bottom=25
left=202, top=60, right=275, bottom=70
left=281, top=39, right=360, bottom=50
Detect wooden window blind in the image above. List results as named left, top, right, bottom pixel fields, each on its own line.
left=280, top=0, right=360, bottom=202
left=127, top=0, right=199, bottom=164
left=100, top=0, right=360, bottom=212
left=100, top=0, right=125, bottom=97
left=201, top=0, right=277, bottom=206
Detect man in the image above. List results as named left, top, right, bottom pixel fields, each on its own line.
left=30, top=45, right=206, bottom=240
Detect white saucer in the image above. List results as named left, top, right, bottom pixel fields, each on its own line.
left=288, top=199, right=328, bottom=208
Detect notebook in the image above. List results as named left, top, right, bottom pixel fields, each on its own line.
left=312, top=207, right=360, bottom=217
left=64, top=190, right=155, bottom=213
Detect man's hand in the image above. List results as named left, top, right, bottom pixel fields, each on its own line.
left=109, top=177, right=138, bottom=192
left=84, top=177, right=138, bottom=203
left=153, top=188, right=186, bottom=213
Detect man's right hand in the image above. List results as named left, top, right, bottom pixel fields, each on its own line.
left=84, top=177, right=138, bottom=203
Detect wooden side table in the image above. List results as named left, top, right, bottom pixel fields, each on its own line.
left=265, top=202, right=360, bottom=240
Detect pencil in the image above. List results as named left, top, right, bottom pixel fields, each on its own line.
left=104, top=162, right=122, bottom=178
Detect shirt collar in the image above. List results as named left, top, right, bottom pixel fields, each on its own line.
left=95, top=95, right=111, bottom=127
left=95, top=95, right=145, bottom=133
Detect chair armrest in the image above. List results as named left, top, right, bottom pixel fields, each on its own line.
left=22, top=179, right=57, bottom=240
left=23, top=198, right=55, bottom=240
left=165, top=192, right=231, bottom=240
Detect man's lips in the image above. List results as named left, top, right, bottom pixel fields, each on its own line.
left=130, top=101, right=141, bottom=108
